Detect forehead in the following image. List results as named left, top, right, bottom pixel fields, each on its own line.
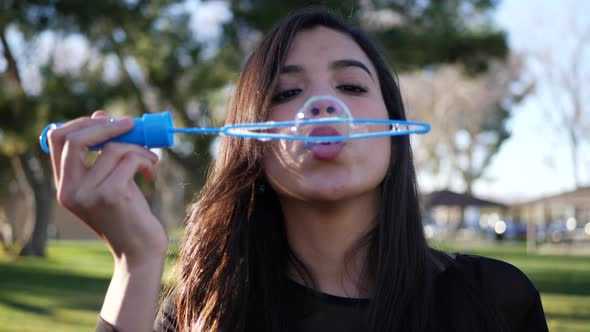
left=285, top=26, right=374, bottom=69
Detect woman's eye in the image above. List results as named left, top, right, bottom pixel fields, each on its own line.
left=272, top=89, right=302, bottom=103
left=337, top=84, right=368, bottom=95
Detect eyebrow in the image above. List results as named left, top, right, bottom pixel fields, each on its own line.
left=330, top=59, right=374, bottom=80
left=280, top=64, right=302, bottom=74
left=280, top=59, right=374, bottom=80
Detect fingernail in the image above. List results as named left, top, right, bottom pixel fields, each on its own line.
left=150, top=152, right=159, bottom=162
left=116, top=117, right=133, bottom=126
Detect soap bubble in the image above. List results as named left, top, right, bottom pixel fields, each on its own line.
left=292, top=95, right=353, bottom=141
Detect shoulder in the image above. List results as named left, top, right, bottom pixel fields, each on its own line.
left=452, top=253, right=538, bottom=307
left=430, top=249, right=539, bottom=307
left=431, top=251, right=548, bottom=331
left=448, top=252, right=548, bottom=330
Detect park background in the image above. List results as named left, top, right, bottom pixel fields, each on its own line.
left=0, top=0, right=589, bottom=331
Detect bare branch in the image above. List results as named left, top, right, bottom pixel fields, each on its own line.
left=0, top=28, right=24, bottom=93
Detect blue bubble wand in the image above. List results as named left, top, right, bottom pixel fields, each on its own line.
left=39, top=96, right=430, bottom=153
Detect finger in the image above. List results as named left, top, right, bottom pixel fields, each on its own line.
left=60, top=117, right=135, bottom=188
left=100, top=153, right=157, bottom=195
left=83, top=143, right=158, bottom=187
left=62, top=152, right=156, bottom=234
left=48, top=116, right=110, bottom=185
left=91, top=110, right=110, bottom=119
left=138, top=165, right=156, bottom=181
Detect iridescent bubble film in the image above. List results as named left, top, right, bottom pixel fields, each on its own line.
left=292, top=95, right=353, bottom=141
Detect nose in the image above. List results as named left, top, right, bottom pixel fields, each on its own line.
left=297, top=95, right=352, bottom=121
left=310, top=104, right=336, bottom=117
left=293, top=95, right=354, bottom=140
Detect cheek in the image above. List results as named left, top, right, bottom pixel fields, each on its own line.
left=267, top=103, right=298, bottom=122
left=262, top=151, right=282, bottom=193
left=363, top=137, right=391, bottom=177
left=347, top=96, right=389, bottom=119
left=262, top=143, right=282, bottom=178
left=261, top=141, right=301, bottom=195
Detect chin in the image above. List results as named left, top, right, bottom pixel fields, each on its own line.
left=301, top=188, right=354, bottom=203
left=281, top=180, right=378, bottom=204
left=264, top=155, right=388, bottom=204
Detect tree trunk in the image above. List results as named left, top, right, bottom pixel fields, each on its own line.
left=569, top=129, right=580, bottom=189
left=9, top=155, right=35, bottom=248
left=19, top=150, right=54, bottom=257
left=453, top=170, right=474, bottom=233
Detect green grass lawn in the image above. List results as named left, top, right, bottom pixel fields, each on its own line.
left=1, top=240, right=589, bottom=331
left=0, top=241, right=179, bottom=332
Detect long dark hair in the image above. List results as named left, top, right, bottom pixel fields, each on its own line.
left=174, top=7, right=432, bottom=332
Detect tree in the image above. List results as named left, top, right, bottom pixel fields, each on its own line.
left=528, top=11, right=590, bottom=189
left=0, top=29, right=132, bottom=256
left=0, top=12, right=56, bottom=256
left=0, top=0, right=237, bottom=256
left=229, top=0, right=508, bottom=73
left=400, top=55, right=531, bottom=194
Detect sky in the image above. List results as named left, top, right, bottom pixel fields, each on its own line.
left=469, top=0, right=590, bottom=202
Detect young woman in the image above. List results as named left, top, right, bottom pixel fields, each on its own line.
left=47, top=7, right=548, bottom=332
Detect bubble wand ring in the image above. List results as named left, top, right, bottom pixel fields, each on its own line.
left=220, top=118, right=430, bottom=142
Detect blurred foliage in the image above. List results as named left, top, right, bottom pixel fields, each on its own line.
left=402, top=57, right=531, bottom=194
left=0, top=0, right=241, bottom=255
left=1, top=0, right=242, bottom=186
left=229, top=0, right=508, bottom=72
left=0, top=0, right=510, bottom=187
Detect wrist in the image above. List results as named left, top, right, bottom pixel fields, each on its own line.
left=102, top=248, right=165, bottom=332
left=108, top=215, right=170, bottom=266
left=113, top=250, right=167, bottom=272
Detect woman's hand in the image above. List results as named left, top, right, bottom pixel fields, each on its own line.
left=47, top=110, right=169, bottom=263
left=48, top=110, right=170, bottom=331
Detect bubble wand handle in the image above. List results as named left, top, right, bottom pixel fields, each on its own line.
left=39, top=112, right=184, bottom=153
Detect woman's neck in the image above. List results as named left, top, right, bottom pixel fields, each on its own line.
left=280, top=189, right=378, bottom=298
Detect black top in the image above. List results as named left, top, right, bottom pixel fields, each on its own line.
left=96, top=252, right=549, bottom=332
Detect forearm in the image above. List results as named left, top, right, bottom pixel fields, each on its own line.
left=100, top=254, right=166, bottom=332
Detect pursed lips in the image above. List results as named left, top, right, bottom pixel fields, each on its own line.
left=306, top=126, right=345, bottom=160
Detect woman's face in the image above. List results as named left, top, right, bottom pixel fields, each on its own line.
left=262, top=27, right=391, bottom=202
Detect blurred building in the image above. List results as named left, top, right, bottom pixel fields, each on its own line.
left=421, top=189, right=508, bottom=239
left=510, top=186, right=590, bottom=244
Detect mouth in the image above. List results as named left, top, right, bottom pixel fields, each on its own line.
left=305, top=126, right=345, bottom=160
left=308, top=126, right=341, bottom=141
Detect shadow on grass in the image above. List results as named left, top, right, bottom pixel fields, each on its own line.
left=526, top=271, right=590, bottom=296
left=0, top=296, right=54, bottom=316
left=0, top=263, right=110, bottom=315
left=457, top=247, right=590, bottom=296
left=464, top=251, right=590, bottom=266
left=546, top=312, right=590, bottom=322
